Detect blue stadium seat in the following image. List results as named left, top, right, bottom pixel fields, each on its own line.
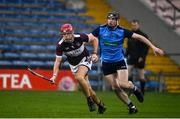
left=36, top=15, right=51, bottom=19
left=37, top=53, right=55, bottom=59
left=22, top=37, right=34, bottom=42
left=46, top=38, right=59, bottom=43
left=23, top=22, right=38, bottom=26
left=0, top=61, right=12, bottom=65
left=28, top=61, right=45, bottom=66
left=20, top=53, right=37, bottom=59
left=0, top=53, right=4, bottom=58
left=5, top=0, right=20, bottom=3
left=46, top=45, right=56, bottom=50
left=4, top=14, right=20, bottom=18
left=11, top=7, right=27, bottom=11
left=12, top=60, right=28, bottom=66
left=0, top=45, right=12, bottom=50
left=0, top=22, right=7, bottom=26
left=45, top=61, right=54, bottom=66
left=36, top=0, right=51, bottom=5
left=16, top=29, right=26, bottom=34
left=19, top=14, right=33, bottom=19
left=4, top=52, right=20, bottom=58
left=20, top=0, right=35, bottom=4
left=22, top=37, right=50, bottom=43
left=30, top=29, right=43, bottom=34
left=0, top=6, right=75, bottom=13
left=0, top=0, right=4, bottom=3
left=12, top=45, right=29, bottom=51
left=30, top=45, right=46, bottom=50
left=2, top=29, right=15, bottom=34
left=0, top=14, right=5, bottom=18
left=5, top=37, right=22, bottom=42
left=0, top=7, right=11, bottom=11
left=40, top=38, right=52, bottom=43
left=29, top=7, right=43, bottom=12
left=7, top=22, right=21, bottom=26
left=47, top=30, right=58, bottom=35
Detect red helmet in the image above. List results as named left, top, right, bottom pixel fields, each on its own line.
left=60, top=23, right=73, bottom=34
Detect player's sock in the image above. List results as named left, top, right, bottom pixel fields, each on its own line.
left=133, top=86, right=144, bottom=103
left=127, top=102, right=138, bottom=114
left=91, top=95, right=106, bottom=114
left=91, top=94, right=100, bottom=105
left=127, top=102, right=134, bottom=108
left=87, top=96, right=96, bottom=112
left=140, top=80, right=145, bottom=95
left=97, top=101, right=106, bottom=114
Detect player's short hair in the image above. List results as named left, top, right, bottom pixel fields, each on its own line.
left=131, top=19, right=140, bottom=24
left=107, top=11, right=120, bottom=20
left=60, top=23, right=74, bottom=34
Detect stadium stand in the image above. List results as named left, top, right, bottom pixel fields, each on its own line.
left=142, top=0, right=180, bottom=35
left=0, top=0, right=98, bottom=70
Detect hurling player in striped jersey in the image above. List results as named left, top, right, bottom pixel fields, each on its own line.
left=50, top=23, right=106, bottom=114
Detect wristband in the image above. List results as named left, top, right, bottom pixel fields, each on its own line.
left=53, top=74, right=57, bottom=77
left=92, top=52, right=97, bottom=55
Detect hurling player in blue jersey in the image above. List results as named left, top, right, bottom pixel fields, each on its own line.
left=88, top=11, right=164, bottom=114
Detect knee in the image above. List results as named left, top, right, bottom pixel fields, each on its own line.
left=128, top=81, right=134, bottom=89
left=128, top=81, right=133, bottom=85
left=74, top=74, right=84, bottom=81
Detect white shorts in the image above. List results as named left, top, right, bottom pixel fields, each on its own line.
left=69, top=56, right=92, bottom=74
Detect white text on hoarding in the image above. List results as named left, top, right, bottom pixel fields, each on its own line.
left=0, top=74, right=32, bottom=89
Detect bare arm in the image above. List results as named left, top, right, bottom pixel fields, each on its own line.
left=132, top=33, right=164, bottom=56
left=88, top=33, right=98, bottom=54
left=87, top=33, right=99, bottom=62
left=50, top=56, right=62, bottom=82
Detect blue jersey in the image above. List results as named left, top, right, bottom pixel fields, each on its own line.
left=92, top=25, right=133, bottom=63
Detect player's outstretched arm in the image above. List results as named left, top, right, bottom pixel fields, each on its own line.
left=132, top=33, right=164, bottom=56
left=50, top=57, right=62, bottom=83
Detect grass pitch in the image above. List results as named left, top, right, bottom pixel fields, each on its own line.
left=0, top=91, right=180, bottom=118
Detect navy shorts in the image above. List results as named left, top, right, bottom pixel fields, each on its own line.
left=102, top=59, right=127, bottom=76
left=127, top=57, right=146, bottom=69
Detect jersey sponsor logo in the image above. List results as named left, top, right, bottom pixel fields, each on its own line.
left=65, top=45, right=84, bottom=57
left=103, top=40, right=119, bottom=46
left=120, top=65, right=126, bottom=69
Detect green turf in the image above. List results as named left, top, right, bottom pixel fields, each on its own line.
left=0, top=91, right=180, bottom=118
